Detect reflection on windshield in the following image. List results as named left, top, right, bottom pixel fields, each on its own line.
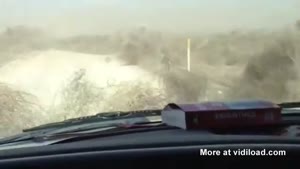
left=0, top=0, right=300, bottom=138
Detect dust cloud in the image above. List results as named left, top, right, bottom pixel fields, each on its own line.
left=0, top=5, right=300, bottom=138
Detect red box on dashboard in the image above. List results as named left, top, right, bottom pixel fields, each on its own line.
left=161, top=100, right=282, bottom=129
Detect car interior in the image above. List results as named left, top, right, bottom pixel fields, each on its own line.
left=0, top=126, right=299, bottom=169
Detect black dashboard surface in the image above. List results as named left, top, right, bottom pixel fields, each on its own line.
left=0, top=128, right=300, bottom=159
left=0, top=128, right=299, bottom=168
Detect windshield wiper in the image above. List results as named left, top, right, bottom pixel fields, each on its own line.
left=2, top=101, right=300, bottom=146
left=18, top=102, right=300, bottom=134
left=23, top=109, right=162, bottom=132
left=24, top=101, right=300, bottom=133
left=278, top=102, right=300, bottom=109
left=0, top=109, right=162, bottom=145
left=23, top=101, right=300, bottom=144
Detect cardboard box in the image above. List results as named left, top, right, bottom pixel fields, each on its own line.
left=161, top=100, right=282, bottom=129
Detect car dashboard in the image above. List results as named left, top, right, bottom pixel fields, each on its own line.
left=0, top=128, right=299, bottom=169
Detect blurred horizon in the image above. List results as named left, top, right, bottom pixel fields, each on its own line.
left=0, top=0, right=299, bottom=36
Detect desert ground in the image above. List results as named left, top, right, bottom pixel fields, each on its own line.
left=0, top=25, right=300, bottom=137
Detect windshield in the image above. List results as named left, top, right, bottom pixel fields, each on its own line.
left=0, top=0, right=299, bottom=138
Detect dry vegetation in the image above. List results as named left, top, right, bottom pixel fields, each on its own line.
left=230, top=37, right=299, bottom=102
left=53, top=68, right=104, bottom=120
left=48, top=67, right=167, bottom=122
left=0, top=26, right=50, bottom=66
left=0, top=24, right=300, bottom=137
left=0, top=83, right=46, bottom=136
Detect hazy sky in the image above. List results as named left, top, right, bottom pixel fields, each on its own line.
left=0, top=0, right=299, bottom=36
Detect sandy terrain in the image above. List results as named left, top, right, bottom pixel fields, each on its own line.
left=0, top=50, right=161, bottom=107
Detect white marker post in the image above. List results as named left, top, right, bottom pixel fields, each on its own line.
left=187, top=38, right=191, bottom=72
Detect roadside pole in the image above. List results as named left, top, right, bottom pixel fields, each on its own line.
left=187, top=38, right=191, bottom=72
